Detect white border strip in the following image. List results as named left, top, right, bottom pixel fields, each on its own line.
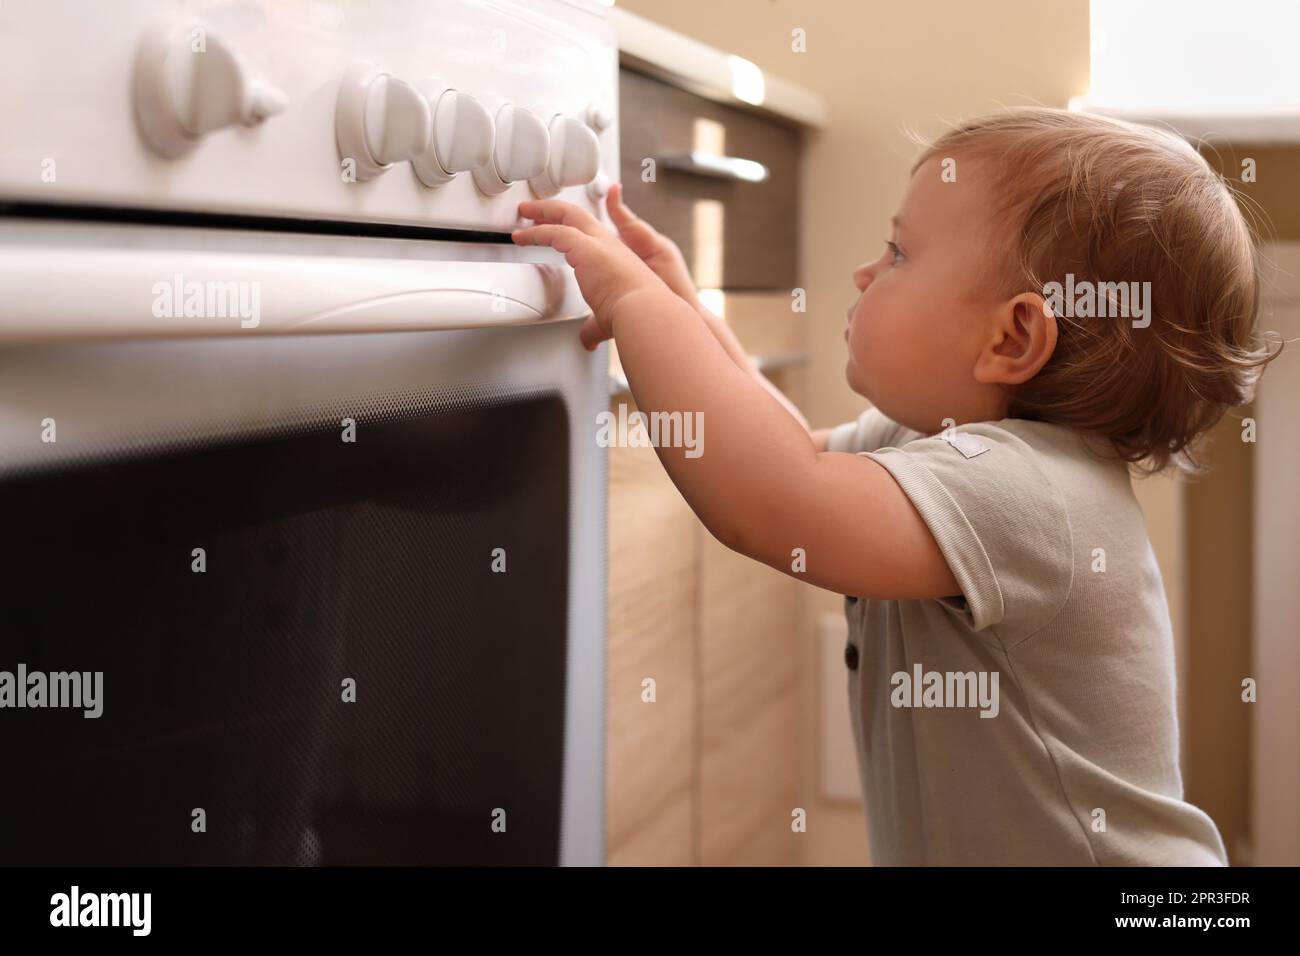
left=1070, top=96, right=1300, bottom=144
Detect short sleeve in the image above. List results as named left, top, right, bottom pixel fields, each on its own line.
left=827, top=406, right=920, bottom=455
left=862, top=421, right=1074, bottom=647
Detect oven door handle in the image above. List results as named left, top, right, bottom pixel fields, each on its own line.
left=0, top=246, right=590, bottom=342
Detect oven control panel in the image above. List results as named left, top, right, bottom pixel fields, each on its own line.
left=0, top=0, right=618, bottom=231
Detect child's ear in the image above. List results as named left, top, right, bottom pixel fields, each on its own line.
left=973, top=292, right=1058, bottom=386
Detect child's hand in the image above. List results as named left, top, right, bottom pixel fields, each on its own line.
left=513, top=197, right=668, bottom=350
left=604, top=183, right=702, bottom=308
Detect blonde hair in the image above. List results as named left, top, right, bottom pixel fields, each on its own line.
left=913, top=107, right=1283, bottom=476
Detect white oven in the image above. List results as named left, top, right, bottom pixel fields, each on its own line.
left=0, top=0, right=615, bottom=866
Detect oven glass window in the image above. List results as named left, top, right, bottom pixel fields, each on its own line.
left=0, top=393, right=570, bottom=865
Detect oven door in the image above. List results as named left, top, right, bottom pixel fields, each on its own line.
left=0, top=221, right=607, bottom=866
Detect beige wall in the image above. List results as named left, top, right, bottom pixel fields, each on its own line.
left=617, top=0, right=1091, bottom=863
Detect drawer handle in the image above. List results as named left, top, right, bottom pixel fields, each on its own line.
left=656, top=151, right=769, bottom=183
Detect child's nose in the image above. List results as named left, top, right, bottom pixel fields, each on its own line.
left=853, top=262, right=874, bottom=291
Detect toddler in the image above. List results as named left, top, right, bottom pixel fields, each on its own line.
left=512, top=107, right=1281, bottom=866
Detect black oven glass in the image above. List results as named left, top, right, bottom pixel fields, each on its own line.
left=0, top=391, right=570, bottom=865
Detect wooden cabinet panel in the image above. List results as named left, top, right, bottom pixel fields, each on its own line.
left=605, top=410, right=698, bottom=866
left=605, top=399, right=804, bottom=866
left=697, top=530, right=802, bottom=866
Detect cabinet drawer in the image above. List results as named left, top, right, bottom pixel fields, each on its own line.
left=618, top=68, right=802, bottom=291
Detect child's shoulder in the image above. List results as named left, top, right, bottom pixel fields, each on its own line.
left=833, top=409, right=1127, bottom=503
left=908, top=415, right=1125, bottom=480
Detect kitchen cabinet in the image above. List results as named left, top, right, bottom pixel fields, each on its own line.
left=607, top=300, right=807, bottom=867
left=606, top=414, right=698, bottom=865
left=604, top=11, right=825, bottom=863
left=618, top=69, right=803, bottom=291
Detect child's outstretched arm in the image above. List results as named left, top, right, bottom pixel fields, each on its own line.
left=514, top=197, right=959, bottom=601
left=603, top=182, right=810, bottom=432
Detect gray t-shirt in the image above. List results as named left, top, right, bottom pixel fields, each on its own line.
left=828, top=407, right=1228, bottom=866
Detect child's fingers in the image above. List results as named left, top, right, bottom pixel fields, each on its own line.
left=606, top=182, right=637, bottom=228
left=577, top=314, right=608, bottom=351
left=516, top=199, right=604, bottom=237
left=510, top=223, right=584, bottom=255
left=607, top=185, right=657, bottom=244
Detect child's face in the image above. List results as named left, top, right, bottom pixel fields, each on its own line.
left=844, top=155, right=1013, bottom=433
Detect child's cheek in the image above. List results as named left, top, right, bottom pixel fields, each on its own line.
left=865, top=305, right=933, bottom=385
left=850, top=321, right=893, bottom=383
left=852, top=294, right=904, bottom=360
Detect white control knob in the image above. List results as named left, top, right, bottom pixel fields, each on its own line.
left=412, top=80, right=494, bottom=188
left=585, top=102, right=613, bottom=134
left=529, top=115, right=601, bottom=198
left=587, top=170, right=611, bottom=205
left=471, top=104, right=550, bottom=196
left=336, top=63, right=432, bottom=181
left=133, top=21, right=286, bottom=158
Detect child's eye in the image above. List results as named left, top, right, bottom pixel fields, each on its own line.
left=884, top=240, right=905, bottom=265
